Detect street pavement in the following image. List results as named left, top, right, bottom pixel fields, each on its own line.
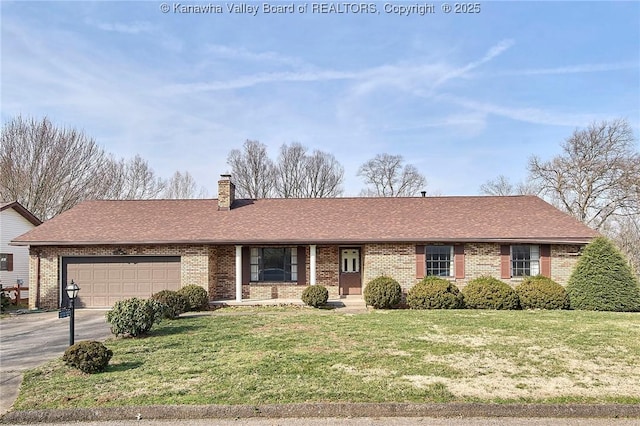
left=6, top=418, right=640, bottom=426
left=0, top=309, right=112, bottom=414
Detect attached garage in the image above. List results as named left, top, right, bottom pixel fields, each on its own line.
left=62, top=256, right=181, bottom=308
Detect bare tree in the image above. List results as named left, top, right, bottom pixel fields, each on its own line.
left=227, top=140, right=275, bottom=198
left=302, top=150, right=344, bottom=197
left=274, top=143, right=344, bottom=198
left=480, top=174, right=540, bottom=196
left=606, top=215, right=640, bottom=277
left=110, top=155, right=166, bottom=199
left=163, top=171, right=208, bottom=199
left=275, top=143, right=307, bottom=198
left=358, top=153, right=426, bottom=197
left=0, top=116, right=117, bottom=220
left=528, top=119, right=640, bottom=230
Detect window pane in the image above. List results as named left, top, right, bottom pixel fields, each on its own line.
left=254, top=247, right=298, bottom=282
left=512, top=245, right=533, bottom=277
left=426, top=245, right=452, bottom=276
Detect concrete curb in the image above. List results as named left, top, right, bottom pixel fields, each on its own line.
left=2, top=403, right=639, bottom=423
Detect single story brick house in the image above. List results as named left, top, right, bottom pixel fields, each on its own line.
left=12, top=175, right=598, bottom=309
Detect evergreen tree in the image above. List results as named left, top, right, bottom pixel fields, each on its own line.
left=567, top=237, right=640, bottom=311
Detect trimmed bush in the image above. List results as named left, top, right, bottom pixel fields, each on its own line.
left=105, top=298, right=163, bottom=337
left=301, top=285, right=329, bottom=308
left=177, top=285, right=209, bottom=312
left=407, top=276, right=464, bottom=309
left=364, top=276, right=402, bottom=309
left=0, top=290, right=9, bottom=313
left=63, top=340, right=113, bottom=374
left=151, top=290, right=188, bottom=319
left=516, top=275, right=569, bottom=310
left=566, top=237, right=640, bottom=312
left=462, top=276, right=519, bottom=310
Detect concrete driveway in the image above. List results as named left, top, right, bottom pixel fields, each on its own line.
left=0, top=309, right=112, bottom=414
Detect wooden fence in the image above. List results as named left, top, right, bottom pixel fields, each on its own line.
left=1, top=284, right=29, bottom=305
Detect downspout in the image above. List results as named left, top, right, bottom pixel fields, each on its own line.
left=35, top=249, right=41, bottom=309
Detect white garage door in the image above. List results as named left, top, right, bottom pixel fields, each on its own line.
left=64, top=257, right=181, bottom=308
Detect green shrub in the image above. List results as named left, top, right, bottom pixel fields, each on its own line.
left=63, top=340, right=113, bottom=374
left=105, top=298, right=163, bottom=337
left=301, top=285, right=329, bottom=307
left=516, top=275, right=569, bottom=310
left=364, top=276, right=402, bottom=309
left=151, top=290, right=188, bottom=319
left=0, top=291, right=9, bottom=313
left=462, top=276, right=519, bottom=310
left=177, top=285, right=209, bottom=312
left=566, top=237, right=640, bottom=312
left=407, top=276, right=464, bottom=309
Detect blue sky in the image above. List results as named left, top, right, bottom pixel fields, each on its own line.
left=2, top=1, right=639, bottom=196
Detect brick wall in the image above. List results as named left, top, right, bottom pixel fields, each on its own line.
left=550, top=244, right=582, bottom=285
left=316, top=245, right=339, bottom=298
left=363, top=243, right=416, bottom=295
left=28, top=242, right=584, bottom=309
left=28, top=244, right=209, bottom=310
left=211, top=245, right=236, bottom=299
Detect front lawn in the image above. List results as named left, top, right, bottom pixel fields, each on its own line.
left=15, top=307, right=640, bottom=409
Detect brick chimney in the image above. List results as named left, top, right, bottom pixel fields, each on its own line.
left=218, top=174, right=235, bottom=210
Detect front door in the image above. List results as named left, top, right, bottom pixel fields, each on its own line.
left=339, top=248, right=361, bottom=295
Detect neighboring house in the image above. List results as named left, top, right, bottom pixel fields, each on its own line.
left=12, top=175, right=598, bottom=310
left=1, top=201, right=42, bottom=301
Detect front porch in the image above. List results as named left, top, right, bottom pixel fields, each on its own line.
left=210, top=294, right=366, bottom=311
left=210, top=244, right=364, bottom=302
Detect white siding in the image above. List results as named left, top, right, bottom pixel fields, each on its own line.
left=0, top=208, right=35, bottom=298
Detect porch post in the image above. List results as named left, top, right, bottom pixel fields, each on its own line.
left=235, top=245, right=242, bottom=302
left=310, top=244, right=317, bottom=286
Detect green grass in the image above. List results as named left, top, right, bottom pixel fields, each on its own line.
left=14, top=307, right=640, bottom=410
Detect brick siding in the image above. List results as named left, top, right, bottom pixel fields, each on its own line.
left=29, top=242, right=584, bottom=309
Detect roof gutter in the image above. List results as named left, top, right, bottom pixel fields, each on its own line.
left=11, top=236, right=596, bottom=247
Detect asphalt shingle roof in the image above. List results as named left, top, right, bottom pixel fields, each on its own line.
left=12, top=195, right=598, bottom=246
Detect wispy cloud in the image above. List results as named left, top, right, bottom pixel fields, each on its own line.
left=159, top=69, right=360, bottom=95
left=436, top=94, right=602, bottom=127
left=431, top=39, right=515, bottom=88
left=205, top=44, right=304, bottom=67
left=500, top=62, right=638, bottom=76
left=85, top=19, right=154, bottom=34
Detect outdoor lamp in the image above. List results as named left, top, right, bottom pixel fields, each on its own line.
left=66, top=280, right=80, bottom=301
left=66, top=280, right=80, bottom=346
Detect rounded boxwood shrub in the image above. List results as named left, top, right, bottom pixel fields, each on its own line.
left=105, top=297, right=163, bottom=337
left=301, top=285, right=329, bottom=307
left=407, top=276, right=464, bottom=309
left=151, top=289, right=188, bottom=319
left=177, top=285, right=209, bottom=312
left=63, top=340, right=113, bottom=374
left=566, top=237, right=640, bottom=312
left=516, top=275, right=569, bottom=310
left=364, top=276, right=402, bottom=309
left=462, top=276, right=519, bottom=310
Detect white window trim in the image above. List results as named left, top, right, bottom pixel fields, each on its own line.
left=425, top=245, right=454, bottom=278
left=510, top=244, right=540, bottom=277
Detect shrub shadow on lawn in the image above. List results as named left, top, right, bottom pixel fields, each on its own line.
left=323, top=302, right=343, bottom=310
left=108, top=360, right=143, bottom=372
left=151, top=319, right=207, bottom=337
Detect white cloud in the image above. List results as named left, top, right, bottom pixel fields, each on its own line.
left=86, top=19, right=154, bottom=34
left=436, top=94, right=602, bottom=127
left=500, top=62, right=638, bottom=76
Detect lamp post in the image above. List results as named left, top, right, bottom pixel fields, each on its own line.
left=65, top=280, right=80, bottom=346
